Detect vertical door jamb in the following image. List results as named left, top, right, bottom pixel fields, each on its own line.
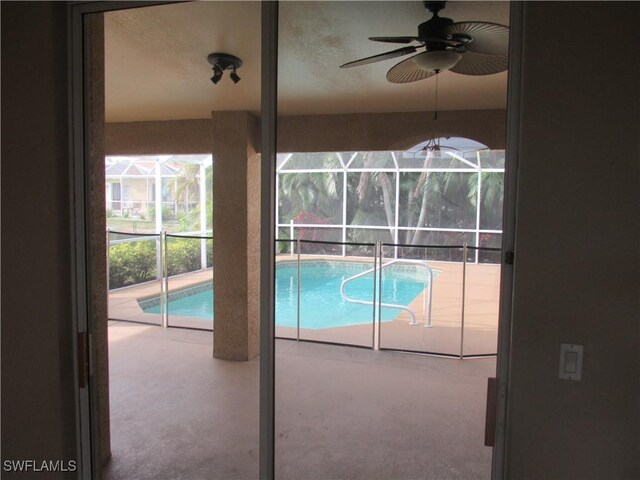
left=491, top=1, right=525, bottom=478
left=69, top=3, right=93, bottom=478
left=259, top=2, right=278, bottom=479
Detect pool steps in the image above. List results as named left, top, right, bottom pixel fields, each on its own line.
left=340, top=259, right=434, bottom=328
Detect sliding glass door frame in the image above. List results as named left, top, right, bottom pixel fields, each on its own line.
left=259, top=2, right=277, bottom=479
left=492, top=2, right=523, bottom=478
left=69, top=2, right=520, bottom=479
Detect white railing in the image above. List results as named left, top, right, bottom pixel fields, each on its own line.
left=340, top=256, right=434, bottom=328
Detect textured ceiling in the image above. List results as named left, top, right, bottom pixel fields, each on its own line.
left=105, top=1, right=509, bottom=122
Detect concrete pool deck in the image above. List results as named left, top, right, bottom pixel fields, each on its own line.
left=104, top=321, right=496, bottom=479
left=108, top=259, right=500, bottom=356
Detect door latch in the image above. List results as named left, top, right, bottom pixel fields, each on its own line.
left=77, top=332, right=89, bottom=388
left=504, top=250, right=514, bottom=265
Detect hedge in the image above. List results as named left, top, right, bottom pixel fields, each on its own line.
left=109, top=237, right=213, bottom=289
left=108, top=240, right=157, bottom=289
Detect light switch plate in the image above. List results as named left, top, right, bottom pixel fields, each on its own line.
left=559, top=343, right=583, bottom=380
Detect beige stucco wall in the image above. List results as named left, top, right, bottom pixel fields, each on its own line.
left=246, top=117, right=261, bottom=360
left=277, top=109, right=506, bottom=152
left=105, top=109, right=506, bottom=155
left=505, top=2, right=639, bottom=478
left=106, top=119, right=212, bottom=155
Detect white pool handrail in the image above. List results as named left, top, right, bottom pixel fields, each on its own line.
left=340, top=259, right=434, bottom=327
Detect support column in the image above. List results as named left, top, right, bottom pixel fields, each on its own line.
left=199, top=161, right=207, bottom=269
left=212, top=111, right=261, bottom=360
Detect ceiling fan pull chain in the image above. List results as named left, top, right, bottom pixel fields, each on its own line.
left=434, top=72, right=439, bottom=120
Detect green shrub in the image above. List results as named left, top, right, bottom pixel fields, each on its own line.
left=163, top=204, right=175, bottom=221
left=146, top=204, right=177, bottom=221
left=166, top=237, right=201, bottom=276
left=206, top=239, right=213, bottom=268
left=108, top=236, right=213, bottom=289
left=109, top=240, right=157, bottom=289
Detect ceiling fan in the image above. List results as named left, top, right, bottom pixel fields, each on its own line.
left=339, top=1, right=509, bottom=83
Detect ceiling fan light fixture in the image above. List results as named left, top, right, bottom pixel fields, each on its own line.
left=413, top=50, right=462, bottom=72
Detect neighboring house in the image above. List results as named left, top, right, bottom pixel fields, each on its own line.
left=105, top=155, right=210, bottom=220
left=105, top=156, right=178, bottom=218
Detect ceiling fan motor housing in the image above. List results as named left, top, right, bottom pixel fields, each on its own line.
left=418, top=16, right=455, bottom=49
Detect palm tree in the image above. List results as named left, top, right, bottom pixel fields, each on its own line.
left=278, top=153, right=343, bottom=254
left=175, top=163, right=213, bottom=232
left=279, top=153, right=342, bottom=224
left=400, top=151, right=482, bottom=245
left=400, top=150, right=435, bottom=244
left=469, top=171, right=504, bottom=230
left=349, top=152, right=395, bottom=238
left=277, top=150, right=504, bottom=252
left=175, top=163, right=200, bottom=208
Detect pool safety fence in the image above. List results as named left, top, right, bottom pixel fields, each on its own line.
left=107, top=230, right=163, bottom=291
left=165, top=232, right=213, bottom=330
left=107, top=229, right=214, bottom=330
left=109, top=233, right=500, bottom=357
left=107, top=229, right=213, bottom=288
left=275, top=239, right=501, bottom=358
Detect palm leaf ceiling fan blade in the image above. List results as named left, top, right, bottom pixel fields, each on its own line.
left=368, top=36, right=420, bottom=44
left=448, top=51, right=508, bottom=75
left=386, top=54, right=438, bottom=83
left=341, top=2, right=509, bottom=81
left=444, top=22, right=509, bottom=56
left=340, top=46, right=418, bottom=68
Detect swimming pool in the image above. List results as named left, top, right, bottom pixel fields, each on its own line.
left=141, top=260, right=433, bottom=329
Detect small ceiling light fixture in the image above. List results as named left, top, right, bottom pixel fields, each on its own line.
left=207, top=53, right=243, bottom=85
left=229, top=70, right=241, bottom=84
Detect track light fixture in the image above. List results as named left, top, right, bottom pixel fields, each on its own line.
left=207, top=53, right=243, bottom=85
left=211, top=64, right=223, bottom=85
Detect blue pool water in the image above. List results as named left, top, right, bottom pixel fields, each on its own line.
left=143, top=261, right=431, bottom=329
